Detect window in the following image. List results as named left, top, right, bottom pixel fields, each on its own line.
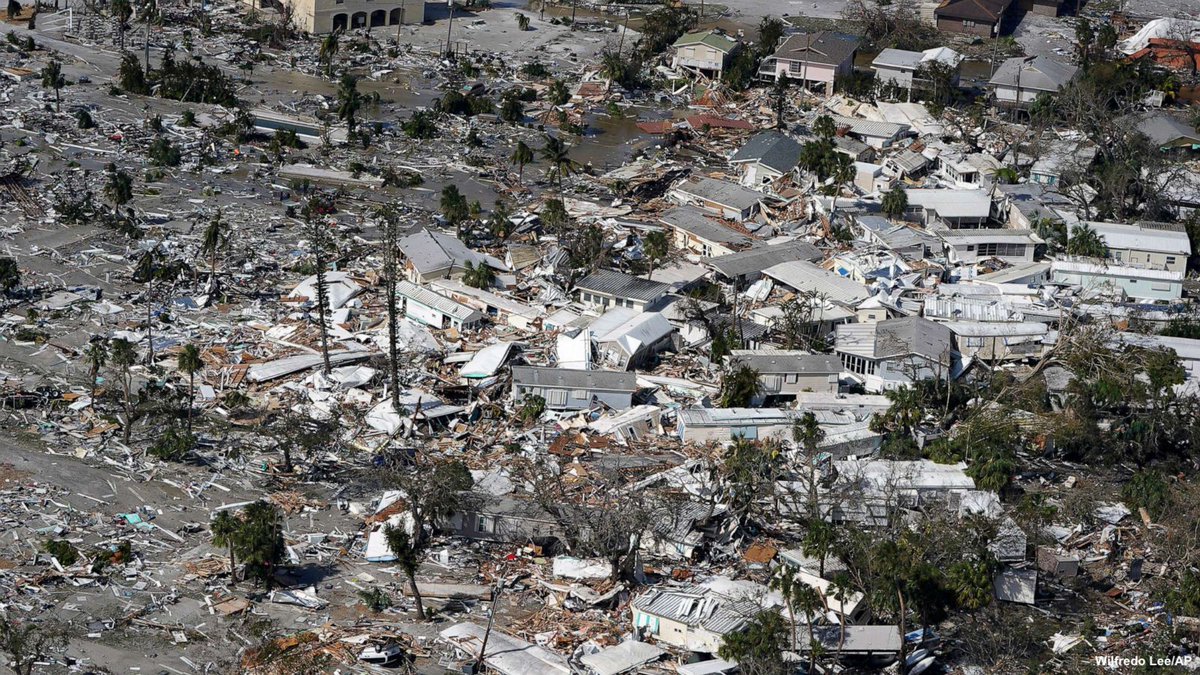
left=976, top=243, right=1027, bottom=258
left=1152, top=283, right=1172, bottom=292
left=966, top=337, right=985, bottom=348
left=571, top=389, right=588, bottom=400
left=546, top=389, right=568, bottom=406
left=966, top=245, right=975, bottom=251
left=1167, top=256, right=1178, bottom=265
left=963, top=19, right=977, bottom=27
left=477, top=515, right=496, bottom=533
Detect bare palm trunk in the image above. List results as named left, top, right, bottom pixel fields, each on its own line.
left=145, top=279, right=154, bottom=366
left=897, top=589, right=908, bottom=672
left=408, top=572, right=425, bottom=619
left=186, top=370, right=195, bottom=434
left=122, top=375, right=132, bottom=444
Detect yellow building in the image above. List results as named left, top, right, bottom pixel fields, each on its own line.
left=255, top=0, right=425, bottom=34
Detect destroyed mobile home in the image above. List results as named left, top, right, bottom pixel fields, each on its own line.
left=0, top=0, right=1199, bottom=673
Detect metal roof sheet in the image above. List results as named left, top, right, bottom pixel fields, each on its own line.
left=576, top=269, right=671, bottom=303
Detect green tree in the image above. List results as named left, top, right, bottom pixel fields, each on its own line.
left=105, top=163, right=134, bottom=209
left=540, top=134, right=579, bottom=197
left=85, top=339, right=107, bottom=403
left=1122, top=469, right=1170, bottom=519
left=118, top=50, right=149, bottom=94
left=947, top=559, right=994, bottom=611
left=111, top=0, right=133, bottom=50
left=210, top=510, right=240, bottom=582
left=110, top=337, right=137, bottom=444
left=510, top=140, right=534, bottom=184
left=812, top=114, right=836, bottom=140
left=440, top=184, right=469, bottom=237
left=302, top=204, right=335, bottom=375
left=547, top=79, right=570, bottom=106
left=771, top=566, right=822, bottom=653
left=772, top=73, right=790, bottom=129
left=0, top=257, right=20, bottom=293
left=40, top=59, right=64, bottom=112
left=716, top=609, right=789, bottom=675
left=499, top=90, right=524, bottom=123
left=992, top=166, right=1020, bottom=184
left=200, top=209, right=228, bottom=298
left=1066, top=222, right=1107, bottom=258
left=642, top=230, right=668, bottom=281
left=869, top=385, right=924, bottom=447
left=462, top=260, right=495, bottom=289
left=383, top=525, right=426, bottom=619
left=756, top=16, right=785, bottom=59
left=177, top=343, right=202, bottom=434
left=336, top=73, right=362, bottom=134
left=232, top=500, right=285, bottom=589
left=719, top=364, right=760, bottom=407
left=541, top=198, right=568, bottom=233
left=1075, top=18, right=1095, bottom=70
left=318, top=30, right=340, bottom=77
left=882, top=186, right=908, bottom=220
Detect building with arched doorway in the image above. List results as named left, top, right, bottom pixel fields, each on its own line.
left=252, top=0, right=424, bottom=34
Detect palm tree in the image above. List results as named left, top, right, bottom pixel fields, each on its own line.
left=234, top=501, right=285, bottom=590
left=1066, top=222, right=1107, bottom=259
left=40, top=60, right=64, bottom=112
left=109, top=338, right=137, bottom=444
left=384, top=525, right=425, bottom=620
left=540, top=134, right=579, bottom=197
left=719, top=364, right=760, bottom=407
left=177, top=343, right=202, bottom=435
left=85, top=340, right=107, bottom=404
left=139, top=0, right=158, bottom=76
left=812, top=114, right=836, bottom=140
left=336, top=74, right=362, bottom=134
left=642, top=230, right=668, bottom=281
left=133, top=246, right=171, bottom=366
left=510, top=141, right=534, bottom=184
left=105, top=163, right=134, bottom=209
left=440, top=185, right=469, bottom=237
left=200, top=209, right=228, bottom=299
left=318, top=30, right=340, bottom=77
left=881, top=185, right=908, bottom=221
left=304, top=217, right=334, bottom=375
left=547, top=79, right=570, bottom=106
left=462, top=261, right=494, bottom=289
left=111, top=0, right=132, bottom=50
left=210, top=510, right=240, bottom=583
left=600, top=48, right=627, bottom=90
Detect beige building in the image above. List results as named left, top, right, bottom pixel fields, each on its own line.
left=260, top=0, right=424, bottom=34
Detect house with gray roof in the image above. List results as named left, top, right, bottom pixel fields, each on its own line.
left=988, top=55, right=1079, bottom=107
left=631, top=583, right=769, bottom=653
left=872, top=46, right=963, bottom=91
left=575, top=269, right=671, bottom=312
left=701, top=241, right=823, bottom=284
left=398, top=228, right=502, bottom=283
left=835, top=316, right=954, bottom=391
left=659, top=206, right=755, bottom=258
left=828, top=114, right=911, bottom=149
left=935, top=0, right=1014, bottom=37
left=511, top=366, right=638, bottom=411
left=729, top=131, right=802, bottom=188
left=670, top=176, right=763, bottom=222
left=671, top=29, right=742, bottom=79
left=1119, top=111, right=1200, bottom=151
left=761, top=260, right=873, bottom=309
left=728, top=349, right=842, bottom=397
left=396, top=280, right=485, bottom=330
left=759, top=31, right=860, bottom=94
left=939, top=228, right=1038, bottom=265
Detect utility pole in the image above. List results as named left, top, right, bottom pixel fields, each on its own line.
left=395, top=2, right=404, bottom=44
left=445, top=0, right=454, bottom=58
left=570, top=0, right=576, bottom=25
